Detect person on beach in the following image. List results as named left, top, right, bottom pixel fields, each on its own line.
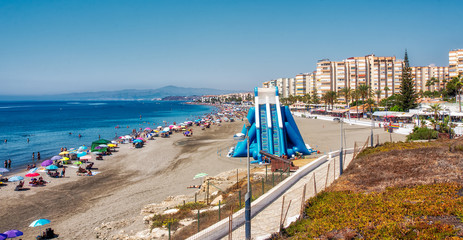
left=4, top=160, right=7, bottom=168
left=60, top=147, right=63, bottom=152
left=27, top=138, right=29, bottom=143
left=4, top=139, right=6, bottom=143
left=37, top=152, right=41, bottom=160
left=61, top=167, right=66, bottom=177
left=32, top=152, right=35, bottom=160
left=8, top=159, right=11, bottom=168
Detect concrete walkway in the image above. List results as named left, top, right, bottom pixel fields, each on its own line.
left=228, top=153, right=353, bottom=240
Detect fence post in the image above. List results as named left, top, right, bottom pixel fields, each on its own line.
left=272, top=172, right=275, bottom=187
left=207, top=179, right=210, bottom=205
left=313, top=172, right=317, bottom=194
left=266, top=165, right=268, bottom=181
left=299, top=184, right=307, bottom=220
left=236, top=169, right=239, bottom=189
left=219, top=200, right=221, bottom=221
left=239, top=190, right=242, bottom=208
left=325, top=163, right=330, bottom=188
left=262, top=177, right=265, bottom=195
left=279, top=196, right=285, bottom=231
left=228, top=209, right=233, bottom=240
left=195, top=193, right=197, bottom=203
left=168, top=222, right=171, bottom=240
left=197, top=210, right=200, bottom=233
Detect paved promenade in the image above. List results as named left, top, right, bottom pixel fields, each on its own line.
left=229, top=153, right=353, bottom=240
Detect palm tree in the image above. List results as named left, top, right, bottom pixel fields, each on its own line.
left=327, top=90, right=337, bottom=110
left=366, top=98, right=375, bottom=115
left=338, top=87, right=351, bottom=107
left=322, top=92, right=329, bottom=111
left=430, top=103, right=442, bottom=122
left=384, top=86, right=391, bottom=98
left=358, top=84, right=371, bottom=115
left=374, top=89, right=382, bottom=105
left=453, top=75, right=463, bottom=112
left=311, top=92, right=320, bottom=105
left=351, top=89, right=360, bottom=118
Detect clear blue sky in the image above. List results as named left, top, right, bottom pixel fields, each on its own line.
left=0, top=0, right=462, bottom=95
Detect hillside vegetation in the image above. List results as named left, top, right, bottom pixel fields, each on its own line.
left=281, top=139, right=463, bottom=239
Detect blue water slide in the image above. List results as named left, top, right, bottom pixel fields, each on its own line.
left=284, top=122, right=310, bottom=155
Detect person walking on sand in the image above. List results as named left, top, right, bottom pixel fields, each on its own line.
left=61, top=167, right=66, bottom=178
left=8, top=159, right=11, bottom=168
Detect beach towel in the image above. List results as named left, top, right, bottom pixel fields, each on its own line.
left=28, top=168, right=38, bottom=173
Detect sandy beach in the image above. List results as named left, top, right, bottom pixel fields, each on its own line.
left=0, top=115, right=406, bottom=239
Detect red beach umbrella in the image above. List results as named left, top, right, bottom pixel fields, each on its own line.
left=25, top=173, right=40, bottom=177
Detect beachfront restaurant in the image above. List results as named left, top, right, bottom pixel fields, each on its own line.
left=372, top=111, right=415, bottom=123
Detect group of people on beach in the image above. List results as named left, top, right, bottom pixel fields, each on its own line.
left=4, top=159, right=12, bottom=168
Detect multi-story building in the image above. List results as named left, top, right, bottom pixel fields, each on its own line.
left=411, top=65, right=449, bottom=92
left=262, top=78, right=295, bottom=98
left=295, top=72, right=316, bottom=96
left=263, top=50, right=459, bottom=101
left=449, top=49, right=463, bottom=78
left=315, top=55, right=403, bottom=101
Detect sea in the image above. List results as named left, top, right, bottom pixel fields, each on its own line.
left=0, top=101, right=216, bottom=170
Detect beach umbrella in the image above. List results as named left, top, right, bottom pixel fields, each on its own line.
left=94, top=146, right=102, bottom=150
left=61, top=157, right=69, bottom=161
left=73, top=161, right=82, bottom=165
left=25, top=173, right=40, bottom=177
left=0, top=168, right=9, bottom=173
left=77, top=152, right=87, bottom=158
left=2, top=230, right=23, bottom=238
left=107, top=144, right=116, bottom=147
left=80, top=155, right=92, bottom=160
left=144, top=127, right=151, bottom=130
left=79, top=146, right=88, bottom=150
left=0, top=233, right=7, bottom=240
left=193, top=173, right=208, bottom=179
left=59, top=151, right=69, bottom=155
left=29, top=219, right=51, bottom=227
left=51, top=156, right=62, bottom=161
left=8, top=176, right=24, bottom=182
left=163, top=127, right=170, bottom=132
left=41, top=160, right=54, bottom=167
left=46, top=165, right=59, bottom=170
left=99, top=144, right=108, bottom=148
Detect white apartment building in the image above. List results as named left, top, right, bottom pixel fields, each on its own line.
left=449, top=49, right=463, bottom=78
left=315, top=55, right=403, bottom=101
left=295, top=72, right=316, bottom=96
left=411, top=66, right=449, bottom=92
left=262, top=78, right=295, bottom=98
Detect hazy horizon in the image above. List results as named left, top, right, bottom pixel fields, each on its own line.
left=1, top=0, right=462, bottom=95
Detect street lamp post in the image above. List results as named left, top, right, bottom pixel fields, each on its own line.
left=340, top=112, right=344, bottom=175
left=234, top=118, right=252, bottom=240
left=371, top=109, right=374, bottom=147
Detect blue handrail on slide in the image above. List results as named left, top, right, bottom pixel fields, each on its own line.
left=270, top=104, right=281, bottom=156
left=259, top=105, right=269, bottom=153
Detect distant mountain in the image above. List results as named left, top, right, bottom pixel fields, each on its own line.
left=0, top=85, right=248, bottom=101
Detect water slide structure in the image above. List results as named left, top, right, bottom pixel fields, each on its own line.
left=233, top=87, right=313, bottom=163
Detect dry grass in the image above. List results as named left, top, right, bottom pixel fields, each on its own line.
left=280, top=138, right=463, bottom=239
left=328, top=139, right=463, bottom=193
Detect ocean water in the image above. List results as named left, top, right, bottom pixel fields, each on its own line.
left=0, top=101, right=216, bottom=170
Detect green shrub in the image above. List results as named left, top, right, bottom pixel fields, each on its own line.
left=407, top=127, right=438, bottom=141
